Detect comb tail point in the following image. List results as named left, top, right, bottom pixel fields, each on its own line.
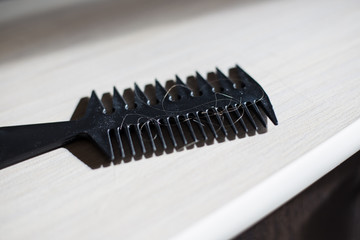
left=266, top=107, right=278, bottom=126
left=235, top=64, right=278, bottom=125
left=260, top=98, right=278, bottom=125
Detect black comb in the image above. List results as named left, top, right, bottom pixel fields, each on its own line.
left=0, top=65, right=277, bottom=169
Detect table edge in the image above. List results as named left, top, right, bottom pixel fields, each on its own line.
left=173, top=118, right=360, bottom=240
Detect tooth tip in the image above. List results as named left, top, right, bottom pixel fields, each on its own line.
left=155, top=79, right=166, bottom=91
left=216, top=68, right=225, bottom=75
left=175, top=75, right=184, bottom=84
left=236, top=65, right=243, bottom=71
left=196, top=71, right=203, bottom=78
left=90, top=90, right=100, bottom=100
left=134, top=83, right=140, bottom=90
left=271, top=117, right=278, bottom=125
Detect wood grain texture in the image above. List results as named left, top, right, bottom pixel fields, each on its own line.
left=0, top=0, right=360, bottom=239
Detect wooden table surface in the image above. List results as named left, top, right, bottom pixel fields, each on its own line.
left=1, top=0, right=360, bottom=239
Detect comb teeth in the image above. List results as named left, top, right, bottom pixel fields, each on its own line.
left=83, top=65, right=278, bottom=160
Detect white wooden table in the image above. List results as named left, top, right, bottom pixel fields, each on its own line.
left=1, top=0, right=360, bottom=239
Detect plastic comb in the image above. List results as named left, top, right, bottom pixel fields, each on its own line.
left=0, top=65, right=278, bottom=169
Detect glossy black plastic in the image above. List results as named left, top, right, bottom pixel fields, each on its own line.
left=0, top=65, right=278, bottom=169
